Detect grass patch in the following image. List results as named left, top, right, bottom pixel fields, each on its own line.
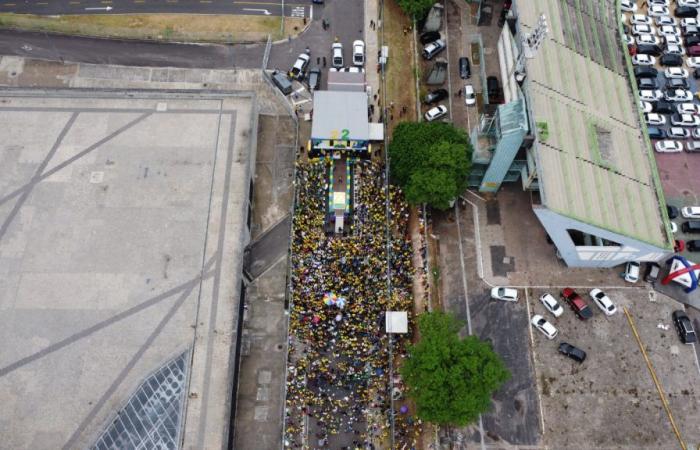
left=383, top=0, right=417, bottom=130
left=0, top=13, right=304, bottom=43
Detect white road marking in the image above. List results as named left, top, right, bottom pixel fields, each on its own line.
left=243, top=7, right=271, bottom=15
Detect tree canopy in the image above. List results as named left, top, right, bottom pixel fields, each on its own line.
left=400, top=312, right=510, bottom=426
left=389, top=121, right=472, bottom=210
left=396, top=0, right=436, bottom=19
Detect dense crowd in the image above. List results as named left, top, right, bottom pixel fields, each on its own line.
left=284, top=160, right=420, bottom=449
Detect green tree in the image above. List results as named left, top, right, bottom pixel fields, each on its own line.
left=401, top=312, right=510, bottom=426
left=389, top=122, right=472, bottom=210
left=396, top=0, right=435, bottom=19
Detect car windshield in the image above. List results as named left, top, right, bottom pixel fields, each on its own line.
left=537, top=318, right=546, bottom=326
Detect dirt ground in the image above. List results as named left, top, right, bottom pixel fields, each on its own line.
left=0, top=13, right=303, bottom=43
left=527, top=286, right=700, bottom=450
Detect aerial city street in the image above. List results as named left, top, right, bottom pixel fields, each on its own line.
left=1, top=0, right=700, bottom=449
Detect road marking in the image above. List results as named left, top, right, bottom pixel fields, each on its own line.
left=69, top=1, right=80, bottom=4
left=525, top=289, right=547, bottom=436
left=242, top=7, right=270, bottom=14
left=3, top=3, right=16, bottom=5
left=290, top=5, right=304, bottom=17
left=85, top=5, right=111, bottom=9
left=624, top=306, right=687, bottom=450
left=36, top=2, right=48, bottom=5
left=236, top=1, right=304, bottom=5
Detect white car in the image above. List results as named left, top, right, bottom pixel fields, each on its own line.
left=639, top=100, right=653, bottom=113
left=636, top=33, right=660, bottom=45
left=639, top=89, right=663, bottom=101
left=491, top=287, right=518, bottom=302
left=624, top=261, right=641, bottom=283
left=664, top=44, right=684, bottom=55
left=694, top=128, right=700, bottom=139
left=531, top=315, right=558, bottom=340
left=589, top=289, right=617, bottom=316
left=676, top=103, right=700, bottom=114
left=464, top=84, right=476, bottom=106
left=624, top=34, right=635, bottom=46
left=630, top=14, right=652, bottom=25
left=665, top=67, right=689, bottom=78
left=540, top=293, right=564, bottom=318
left=424, top=105, right=447, bottom=122
left=682, top=206, right=700, bottom=219
left=632, top=54, right=656, bottom=66
left=687, top=57, right=700, bottom=68
left=352, top=40, right=365, bottom=66
left=655, top=140, right=684, bottom=152
left=681, top=18, right=699, bottom=28
left=648, top=4, right=669, bottom=16
left=658, top=24, right=680, bottom=36
left=664, top=89, right=693, bottom=102
left=645, top=112, right=666, bottom=125
left=671, top=222, right=678, bottom=233
left=668, top=127, right=691, bottom=139
left=656, top=16, right=677, bottom=27
left=331, top=42, right=343, bottom=68
left=632, top=24, right=655, bottom=35
left=678, top=0, right=700, bottom=7
left=649, top=0, right=669, bottom=5
left=671, top=113, right=700, bottom=126
left=621, top=0, right=638, bottom=12
left=664, top=34, right=682, bottom=46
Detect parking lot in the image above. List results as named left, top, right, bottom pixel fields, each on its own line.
left=528, top=285, right=700, bottom=449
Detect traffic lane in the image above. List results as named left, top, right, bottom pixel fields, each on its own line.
left=0, top=29, right=267, bottom=68
left=0, top=0, right=312, bottom=16
left=267, top=0, right=361, bottom=75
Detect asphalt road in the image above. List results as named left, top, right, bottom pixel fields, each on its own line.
left=0, top=0, right=312, bottom=17
left=0, top=0, right=362, bottom=73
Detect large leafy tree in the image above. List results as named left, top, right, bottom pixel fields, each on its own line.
left=389, top=122, right=472, bottom=210
left=396, top=0, right=435, bottom=19
left=401, top=312, right=510, bottom=426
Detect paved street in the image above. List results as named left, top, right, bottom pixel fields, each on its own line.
left=0, top=0, right=312, bottom=17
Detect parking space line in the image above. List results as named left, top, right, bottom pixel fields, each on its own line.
left=624, top=306, right=687, bottom=450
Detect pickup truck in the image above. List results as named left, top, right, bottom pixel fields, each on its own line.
left=289, top=51, right=311, bottom=81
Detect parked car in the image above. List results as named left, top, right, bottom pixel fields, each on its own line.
left=681, top=17, right=699, bottom=28
left=649, top=4, right=670, bottom=16
left=352, top=40, right=365, bottom=66
left=639, top=77, right=659, bottom=89
left=688, top=44, right=700, bottom=56
left=630, top=14, right=653, bottom=26
left=561, top=288, right=593, bottom=320
left=487, top=76, right=500, bottom=101
left=683, top=24, right=700, bottom=36
left=687, top=240, right=700, bottom=251
left=423, top=88, right=448, bottom=104
left=623, top=261, right=641, bottom=283
left=660, top=54, right=684, bottom=66
left=676, top=6, right=698, bottom=18
left=558, top=343, right=587, bottom=363
left=459, top=57, right=471, bottom=79
left=646, top=112, right=666, bottom=125
left=632, top=54, right=656, bottom=65
left=686, top=141, right=700, bottom=151
left=682, top=206, right=700, bottom=218
left=682, top=221, right=700, bottom=233
left=672, top=310, right=697, bottom=344
left=665, top=89, right=693, bottom=101
left=668, top=204, right=680, bottom=218
left=491, top=287, right=518, bottom=302
left=693, top=128, right=700, bottom=139
left=667, top=127, right=691, bottom=139
left=687, top=56, right=700, bottom=67
left=659, top=24, right=681, bottom=36
left=621, top=0, right=638, bottom=12
left=464, top=85, right=476, bottom=106
left=694, top=68, right=700, bottom=78
left=419, top=31, right=440, bottom=45
left=676, top=102, right=699, bottom=114
left=271, top=70, right=293, bottom=95
left=667, top=77, right=690, bottom=90
left=657, top=16, right=678, bottom=27
left=540, top=293, right=564, bottom=317
left=331, top=42, right=344, bottom=67
left=632, top=24, right=656, bottom=35
left=637, top=33, right=660, bottom=47
left=424, top=104, right=447, bottom=121
left=307, top=67, right=321, bottom=91
left=639, top=89, right=664, bottom=101
left=640, top=100, right=653, bottom=113
left=664, top=33, right=683, bottom=46
left=679, top=0, right=700, bottom=7
left=665, top=67, right=689, bottom=78
left=653, top=100, right=675, bottom=114
left=648, top=127, right=667, bottom=139
left=686, top=35, right=700, bottom=46
left=635, top=66, right=658, bottom=77
left=288, top=50, right=311, bottom=80
left=422, top=39, right=446, bottom=59
left=645, top=262, right=661, bottom=282
left=531, top=315, right=558, bottom=340
left=655, top=140, right=684, bottom=152
left=671, top=113, right=700, bottom=126
left=589, top=289, right=617, bottom=316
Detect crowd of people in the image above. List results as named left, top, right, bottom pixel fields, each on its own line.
left=284, top=159, right=420, bottom=449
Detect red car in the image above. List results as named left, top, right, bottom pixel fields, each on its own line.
left=561, top=288, right=593, bottom=320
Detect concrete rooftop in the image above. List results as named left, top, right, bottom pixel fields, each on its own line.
left=0, top=91, right=255, bottom=449
left=523, top=0, right=671, bottom=249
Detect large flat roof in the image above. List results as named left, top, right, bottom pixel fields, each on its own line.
left=522, top=0, right=671, bottom=248
left=312, top=90, right=369, bottom=140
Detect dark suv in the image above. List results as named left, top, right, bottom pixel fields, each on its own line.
left=459, top=57, right=471, bottom=79
left=561, top=288, right=593, bottom=320
left=423, top=88, right=448, bottom=104
left=688, top=240, right=700, bottom=252
left=558, top=343, right=587, bottom=363
left=672, top=310, right=697, bottom=344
